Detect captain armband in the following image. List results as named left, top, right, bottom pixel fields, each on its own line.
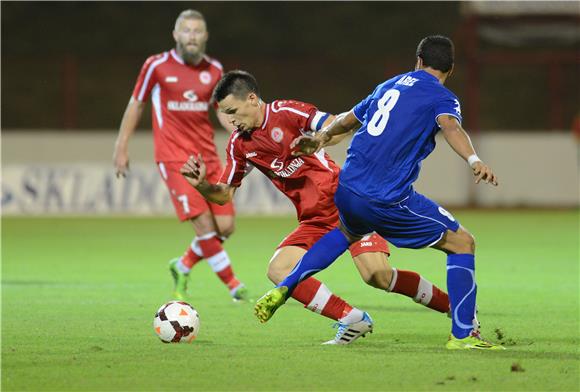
left=309, top=111, right=331, bottom=132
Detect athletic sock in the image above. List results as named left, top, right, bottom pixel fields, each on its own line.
left=277, top=228, right=350, bottom=295
left=177, top=243, right=204, bottom=273
left=447, top=254, right=477, bottom=339
left=388, top=268, right=450, bottom=313
left=339, top=307, right=365, bottom=324
left=291, top=277, right=355, bottom=321
left=198, top=233, right=242, bottom=293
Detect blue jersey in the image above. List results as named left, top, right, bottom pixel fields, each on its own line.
left=340, top=70, right=462, bottom=204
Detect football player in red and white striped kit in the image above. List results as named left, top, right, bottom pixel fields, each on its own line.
left=180, top=70, right=451, bottom=345
left=113, top=10, right=248, bottom=301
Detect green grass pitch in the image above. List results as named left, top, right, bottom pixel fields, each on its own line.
left=2, top=211, right=578, bottom=391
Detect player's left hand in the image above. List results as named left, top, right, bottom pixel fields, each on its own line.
left=472, top=161, right=498, bottom=186
left=180, top=153, right=207, bottom=187
left=290, top=135, right=321, bottom=156
left=291, top=131, right=333, bottom=156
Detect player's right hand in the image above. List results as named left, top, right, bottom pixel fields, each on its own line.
left=472, top=161, right=498, bottom=186
left=113, top=150, right=130, bottom=178
left=180, top=153, right=207, bottom=188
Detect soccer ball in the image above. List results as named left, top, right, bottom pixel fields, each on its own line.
left=153, top=301, right=200, bottom=343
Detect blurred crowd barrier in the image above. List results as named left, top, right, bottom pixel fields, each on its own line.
left=2, top=130, right=577, bottom=216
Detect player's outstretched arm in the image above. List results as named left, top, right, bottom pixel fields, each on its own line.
left=180, top=154, right=236, bottom=205
left=114, top=97, right=145, bottom=178
left=291, top=111, right=360, bottom=156
left=321, top=113, right=361, bottom=147
left=438, top=115, right=499, bottom=186
left=322, top=110, right=361, bottom=142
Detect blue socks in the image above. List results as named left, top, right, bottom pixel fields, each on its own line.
left=277, top=228, right=350, bottom=295
left=446, top=254, right=477, bottom=339
left=277, top=230, right=479, bottom=339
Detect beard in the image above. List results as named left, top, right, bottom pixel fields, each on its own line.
left=178, top=41, right=206, bottom=65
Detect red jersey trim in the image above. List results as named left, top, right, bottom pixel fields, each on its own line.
left=203, top=54, right=223, bottom=71
left=271, top=101, right=309, bottom=118
left=226, top=132, right=242, bottom=185
left=313, top=149, right=334, bottom=172
left=137, top=52, right=169, bottom=101
left=261, top=104, right=271, bottom=130
left=170, top=49, right=184, bottom=64
left=168, top=50, right=223, bottom=73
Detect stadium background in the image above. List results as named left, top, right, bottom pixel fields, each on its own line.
left=2, top=1, right=579, bottom=214
left=2, top=2, right=579, bottom=391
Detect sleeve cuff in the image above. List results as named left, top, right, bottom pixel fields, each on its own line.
left=352, top=108, right=364, bottom=123
left=435, top=113, right=462, bottom=127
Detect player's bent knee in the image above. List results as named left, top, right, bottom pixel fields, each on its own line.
left=190, top=213, right=216, bottom=235
left=460, top=229, right=476, bottom=253
left=452, top=228, right=476, bottom=254
left=214, top=216, right=235, bottom=239
left=266, top=265, right=285, bottom=284
left=362, top=265, right=393, bottom=290
left=219, top=222, right=235, bottom=239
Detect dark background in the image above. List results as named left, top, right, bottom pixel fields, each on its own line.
left=2, top=1, right=579, bottom=131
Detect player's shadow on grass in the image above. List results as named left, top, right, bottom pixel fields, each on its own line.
left=360, top=305, right=426, bottom=313
left=362, top=304, right=508, bottom=317
left=2, top=280, right=156, bottom=290
left=354, top=336, right=579, bottom=360
left=186, top=340, right=215, bottom=345
left=2, top=280, right=57, bottom=286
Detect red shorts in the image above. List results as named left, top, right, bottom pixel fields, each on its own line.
left=157, top=160, right=235, bottom=221
left=278, top=221, right=390, bottom=257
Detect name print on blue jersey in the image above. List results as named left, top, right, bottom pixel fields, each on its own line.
left=341, top=69, right=462, bottom=204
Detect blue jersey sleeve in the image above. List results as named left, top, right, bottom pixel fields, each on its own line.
left=352, top=92, right=374, bottom=123
left=352, top=82, right=387, bottom=124
left=434, top=92, right=462, bottom=125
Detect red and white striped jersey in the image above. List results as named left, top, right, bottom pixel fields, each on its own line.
left=132, top=49, right=223, bottom=163
left=220, top=100, right=341, bottom=224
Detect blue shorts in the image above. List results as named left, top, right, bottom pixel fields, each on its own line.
left=335, top=184, right=460, bottom=249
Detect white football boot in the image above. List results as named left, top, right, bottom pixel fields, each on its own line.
left=323, top=312, right=373, bottom=345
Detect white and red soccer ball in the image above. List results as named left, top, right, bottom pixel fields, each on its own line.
left=153, top=301, right=200, bottom=343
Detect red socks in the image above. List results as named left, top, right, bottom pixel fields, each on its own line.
left=389, top=268, right=450, bottom=313
left=291, top=277, right=354, bottom=321
left=197, top=235, right=241, bottom=292
left=181, top=247, right=203, bottom=269
left=179, top=234, right=242, bottom=294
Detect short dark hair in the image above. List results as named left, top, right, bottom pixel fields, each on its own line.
left=416, top=35, right=454, bottom=73
left=213, top=70, right=260, bottom=102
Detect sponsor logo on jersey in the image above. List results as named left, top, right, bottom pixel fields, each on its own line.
left=271, top=127, right=284, bottom=143
left=200, top=71, right=211, bottom=85
left=270, top=158, right=284, bottom=171
left=245, top=152, right=257, bottom=158
left=270, top=157, right=305, bottom=178
left=165, top=76, right=178, bottom=83
left=183, top=90, right=198, bottom=102
left=167, top=90, right=207, bottom=111
left=167, top=101, right=209, bottom=111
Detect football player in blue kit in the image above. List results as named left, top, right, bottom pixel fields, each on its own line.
left=255, top=35, right=504, bottom=350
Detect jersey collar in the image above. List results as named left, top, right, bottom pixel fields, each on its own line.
left=170, top=49, right=184, bottom=64
left=260, top=104, right=271, bottom=130
left=416, top=69, right=440, bottom=83
left=170, top=49, right=206, bottom=67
